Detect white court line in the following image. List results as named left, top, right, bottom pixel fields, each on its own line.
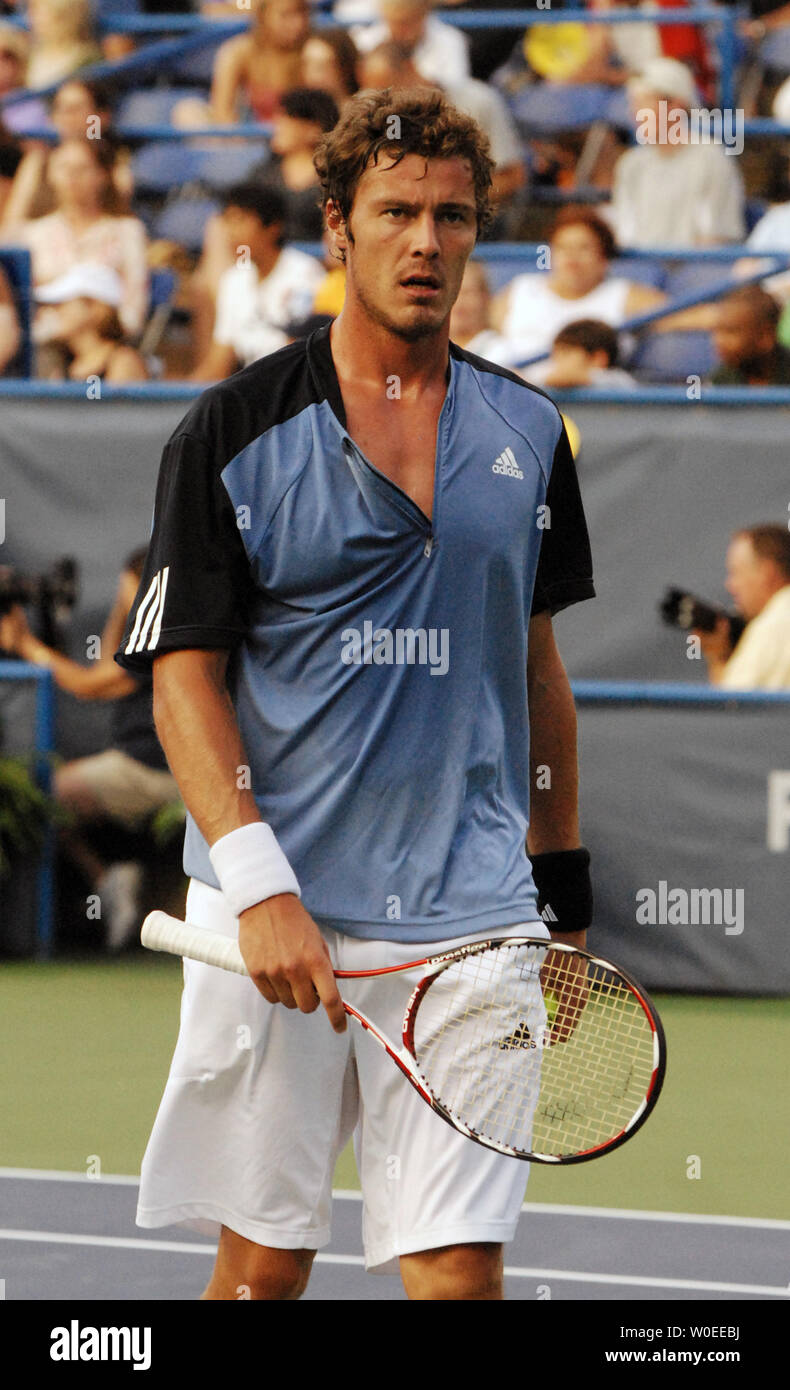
left=2, top=1170, right=790, bottom=1233
left=0, top=1228, right=788, bottom=1298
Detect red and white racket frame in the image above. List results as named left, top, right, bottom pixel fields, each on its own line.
left=336, top=935, right=667, bottom=1165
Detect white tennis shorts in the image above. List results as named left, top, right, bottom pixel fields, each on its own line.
left=136, top=879, right=549, bottom=1274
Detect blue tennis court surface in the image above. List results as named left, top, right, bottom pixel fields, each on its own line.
left=1, top=1171, right=788, bottom=1301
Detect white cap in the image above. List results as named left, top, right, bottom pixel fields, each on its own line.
left=629, top=58, right=697, bottom=108
left=35, top=263, right=124, bottom=308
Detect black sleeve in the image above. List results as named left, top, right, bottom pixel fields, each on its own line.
left=530, top=422, right=595, bottom=618
left=115, top=431, right=253, bottom=674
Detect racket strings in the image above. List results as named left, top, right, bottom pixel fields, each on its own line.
left=410, top=944, right=657, bottom=1159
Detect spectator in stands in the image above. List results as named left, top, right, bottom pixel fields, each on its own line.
left=357, top=41, right=526, bottom=217
left=176, top=0, right=311, bottom=127
left=34, top=262, right=148, bottom=383
left=26, top=0, right=102, bottom=90
left=0, top=19, right=28, bottom=95
left=301, top=28, right=360, bottom=110
left=609, top=58, right=745, bottom=247
left=695, top=525, right=790, bottom=689
left=449, top=259, right=523, bottom=366
left=0, top=547, right=180, bottom=950
left=191, top=182, right=323, bottom=381
left=524, top=318, right=637, bottom=390
left=2, top=78, right=133, bottom=229
left=0, top=111, right=22, bottom=223
left=0, top=260, right=20, bottom=370
left=5, top=138, right=149, bottom=342
left=250, top=87, right=339, bottom=240
left=710, top=285, right=790, bottom=384
left=190, top=90, right=338, bottom=355
left=548, top=0, right=713, bottom=101
left=0, top=21, right=48, bottom=136
left=352, top=0, right=470, bottom=86
left=735, top=159, right=790, bottom=307
left=492, top=206, right=665, bottom=361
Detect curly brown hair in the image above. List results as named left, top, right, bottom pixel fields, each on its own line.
left=313, top=86, right=494, bottom=243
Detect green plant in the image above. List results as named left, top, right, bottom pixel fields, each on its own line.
left=0, top=757, right=59, bottom=879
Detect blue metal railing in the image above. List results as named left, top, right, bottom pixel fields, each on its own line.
left=571, top=680, right=790, bottom=705
left=0, top=660, right=56, bottom=957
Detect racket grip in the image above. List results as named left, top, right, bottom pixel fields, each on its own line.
left=141, top=910, right=249, bottom=977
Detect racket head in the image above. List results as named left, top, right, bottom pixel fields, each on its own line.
left=401, top=936, right=666, bottom=1165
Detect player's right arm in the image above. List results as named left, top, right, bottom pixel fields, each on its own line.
left=151, top=647, right=346, bottom=1032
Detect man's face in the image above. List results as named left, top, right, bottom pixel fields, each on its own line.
left=725, top=536, right=777, bottom=620
left=328, top=152, right=478, bottom=342
left=222, top=205, right=281, bottom=263
left=262, top=0, right=310, bottom=52
left=271, top=111, right=322, bottom=157
left=379, top=0, right=428, bottom=52
left=713, top=303, right=773, bottom=367
left=551, top=224, right=608, bottom=296
left=551, top=342, right=597, bottom=377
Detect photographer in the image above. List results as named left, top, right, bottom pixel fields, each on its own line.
left=0, top=547, right=179, bottom=949
left=695, top=525, right=790, bottom=689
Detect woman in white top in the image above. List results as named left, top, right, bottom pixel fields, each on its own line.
left=492, top=206, right=667, bottom=363
left=7, top=138, right=149, bottom=341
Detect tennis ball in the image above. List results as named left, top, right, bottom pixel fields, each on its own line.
left=543, top=988, right=559, bottom=1026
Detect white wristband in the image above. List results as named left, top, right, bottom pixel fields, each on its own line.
left=208, top=822, right=301, bottom=917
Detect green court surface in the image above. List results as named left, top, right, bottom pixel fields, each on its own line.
left=1, top=957, right=788, bottom=1220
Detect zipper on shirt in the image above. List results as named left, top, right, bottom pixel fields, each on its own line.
left=423, top=535, right=434, bottom=558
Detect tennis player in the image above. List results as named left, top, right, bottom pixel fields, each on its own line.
left=116, top=87, right=595, bottom=1301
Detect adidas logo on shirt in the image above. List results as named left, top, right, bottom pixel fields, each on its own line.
left=492, top=447, right=523, bottom=479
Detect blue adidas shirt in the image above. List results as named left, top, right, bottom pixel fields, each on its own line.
left=117, top=326, right=594, bottom=942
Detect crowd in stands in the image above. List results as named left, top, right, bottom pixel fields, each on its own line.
left=0, top=0, right=789, bottom=386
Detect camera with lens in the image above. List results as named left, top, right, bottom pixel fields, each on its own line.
left=660, top=587, right=746, bottom=651
left=0, top=558, right=79, bottom=647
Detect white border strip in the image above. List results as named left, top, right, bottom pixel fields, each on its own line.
left=2, top=1171, right=789, bottom=1232
left=0, top=1229, right=787, bottom=1297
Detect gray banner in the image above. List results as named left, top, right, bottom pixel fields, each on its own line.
left=577, top=698, right=790, bottom=995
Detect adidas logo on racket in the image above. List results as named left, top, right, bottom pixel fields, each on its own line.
left=492, top=447, right=524, bottom=479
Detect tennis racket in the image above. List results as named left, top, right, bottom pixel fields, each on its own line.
left=141, top=910, right=666, bottom=1165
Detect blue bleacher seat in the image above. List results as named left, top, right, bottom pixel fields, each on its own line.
left=172, top=41, right=224, bottom=88
left=604, top=88, right=632, bottom=132
left=470, top=252, right=531, bottom=294
left=760, top=29, right=790, bottom=75
left=630, top=330, right=716, bottom=382
left=189, top=145, right=266, bottom=190
left=0, top=247, right=33, bottom=379
left=117, top=89, right=205, bottom=129
left=153, top=196, right=221, bottom=252
left=133, top=142, right=266, bottom=197
left=611, top=258, right=666, bottom=291
left=663, top=262, right=737, bottom=301
left=132, top=143, right=197, bottom=194
left=511, top=83, right=614, bottom=135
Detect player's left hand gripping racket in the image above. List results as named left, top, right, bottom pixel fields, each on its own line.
left=141, top=911, right=666, bottom=1165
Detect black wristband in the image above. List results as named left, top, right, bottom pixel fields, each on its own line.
left=529, top=846, right=593, bottom=935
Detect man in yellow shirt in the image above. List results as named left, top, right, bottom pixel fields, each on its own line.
left=699, top=525, right=790, bottom=689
